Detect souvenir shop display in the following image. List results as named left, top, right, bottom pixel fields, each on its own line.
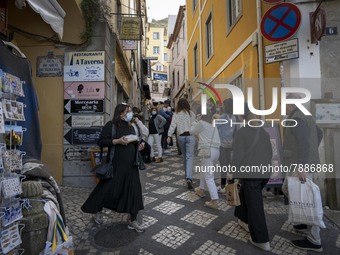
left=0, top=69, right=25, bottom=254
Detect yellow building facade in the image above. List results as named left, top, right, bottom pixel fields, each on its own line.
left=186, top=0, right=281, bottom=117
left=146, top=26, right=169, bottom=67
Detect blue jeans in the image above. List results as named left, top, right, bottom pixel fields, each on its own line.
left=177, top=135, right=196, bottom=180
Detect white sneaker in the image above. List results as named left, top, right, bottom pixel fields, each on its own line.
left=94, top=211, right=103, bottom=225
left=238, top=219, right=249, bottom=232
left=128, top=220, right=145, bottom=233
left=249, top=237, right=271, bottom=251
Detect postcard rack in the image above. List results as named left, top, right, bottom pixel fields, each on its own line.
left=0, top=69, right=26, bottom=254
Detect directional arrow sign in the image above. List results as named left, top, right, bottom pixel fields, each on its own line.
left=64, top=100, right=104, bottom=114
left=64, top=115, right=105, bottom=128
left=64, top=128, right=102, bottom=145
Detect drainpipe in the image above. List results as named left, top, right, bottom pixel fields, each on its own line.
left=199, top=0, right=203, bottom=83
left=256, top=0, right=265, bottom=112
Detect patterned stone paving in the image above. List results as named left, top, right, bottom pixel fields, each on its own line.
left=216, top=199, right=232, bottom=212
left=141, top=215, right=158, bottom=229
left=218, top=221, right=249, bottom=243
left=173, top=179, right=187, bottom=186
left=281, top=220, right=306, bottom=236
left=143, top=196, right=158, bottom=206
left=176, top=191, right=201, bottom=202
left=192, top=240, right=237, bottom=255
left=145, top=182, right=156, bottom=190
left=153, top=201, right=184, bottom=215
left=181, top=210, right=218, bottom=227
left=151, top=225, right=194, bottom=249
left=152, top=175, right=175, bottom=182
left=264, top=200, right=288, bottom=214
left=152, top=186, right=178, bottom=195
left=152, top=167, right=171, bottom=173
left=146, top=172, right=156, bottom=178
left=139, top=248, right=154, bottom=255
left=170, top=170, right=186, bottom=176
left=60, top=151, right=340, bottom=254
left=270, top=235, right=307, bottom=255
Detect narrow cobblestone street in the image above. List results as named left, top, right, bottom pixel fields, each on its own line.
left=61, top=149, right=340, bottom=255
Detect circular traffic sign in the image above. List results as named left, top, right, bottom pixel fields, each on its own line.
left=260, top=3, right=301, bottom=42
left=263, top=0, right=284, bottom=4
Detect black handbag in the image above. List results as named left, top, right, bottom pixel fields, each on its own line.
left=94, top=153, right=113, bottom=180
left=94, top=124, right=116, bottom=180
left=134, top=140, right=146, bottom=170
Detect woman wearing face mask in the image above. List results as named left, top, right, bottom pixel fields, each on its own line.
left=147, top=106, right=166, bottom=163
left=81, top=103, right=145, bottom=232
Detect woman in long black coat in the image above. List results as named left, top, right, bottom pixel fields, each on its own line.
left=81, top=103, right=144, bottom=232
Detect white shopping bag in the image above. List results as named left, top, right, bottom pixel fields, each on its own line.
left=287, top=177, right=325, bottom=228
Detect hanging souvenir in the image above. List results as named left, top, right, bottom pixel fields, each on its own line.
left=2, top=99, right=25, bottom=122
left=2, top=72, right=25, bottom=97
left=5, top=126, right=24, bottom=146
left=2, top=150, right=26, bottom=172
left=1, top=177, right=23, bottom=199
left=1, top=199, right=23, bottom=227
left=0, top=223, right=22, bottom=254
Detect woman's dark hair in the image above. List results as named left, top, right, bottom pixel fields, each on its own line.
left=149, top=107, right=158, bottom=113
left=223, top=98, right=233, bottom=114
left=132, top=106, right=141, bottom=113
left=176, top=98, right=190, bottom=114
left=112, top=104, right=129, bottom=126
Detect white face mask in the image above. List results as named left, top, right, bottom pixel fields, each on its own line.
left=151, top=111, right=157, bottom=115
left=124, top=112, right=133, bottom=122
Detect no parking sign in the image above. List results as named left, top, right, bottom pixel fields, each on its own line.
left=261, top=3, right=301, bottom=42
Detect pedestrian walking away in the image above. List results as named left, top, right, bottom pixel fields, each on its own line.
left=216, top=98, right=237, bottom=193
left=232, top=103, right=273, bottom=251
left=190, top=112, right=221, bottom=209
left=282, top=93, right=324, bottom=252
left=148, top=106, right=166, bottom=163
left=167, top=98, right=196, bottom=189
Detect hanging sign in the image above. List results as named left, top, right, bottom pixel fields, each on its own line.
left=64, top=81, right=105, bottom=99
left=153, top=73, right=167, bottom=81
left=64, top=128, right=101, bottom=145
left=64, top=99, right=104, bottom=114
left=123, top=40, right=138, bottom=50
left=63, top=65, right=105, bottom=82
left=310, top=8, right=326, bottom=44
left=120, top=17, right=141, bottom=40
left=265, top=38, right=299, bottom=64
left=66, top=51, right=105, bottom=66
left=261, top=3, right=301, bottom=42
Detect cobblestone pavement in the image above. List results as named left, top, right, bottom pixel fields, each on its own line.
left=61, top=149, right=340, bottom=255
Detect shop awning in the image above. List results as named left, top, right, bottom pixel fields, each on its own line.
left=26, top=0, right=65, bottom=39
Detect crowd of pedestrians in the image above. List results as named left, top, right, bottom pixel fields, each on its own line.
left=81, top=95, right=325, bottom=253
